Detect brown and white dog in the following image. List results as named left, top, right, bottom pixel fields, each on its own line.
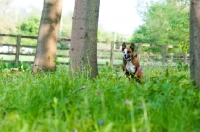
left=122, top=42, right=143, bottom=82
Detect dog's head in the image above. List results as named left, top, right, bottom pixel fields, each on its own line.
left=122, top=42, right=135, bottom=61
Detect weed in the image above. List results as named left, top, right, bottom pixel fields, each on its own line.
left=0, top=64, right=199, bottom=132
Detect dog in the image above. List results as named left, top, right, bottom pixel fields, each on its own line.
left=122, top=42, right=143, bottom=82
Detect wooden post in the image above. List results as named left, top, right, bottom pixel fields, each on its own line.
left=15, top=35, right=21, bottom=66
left=171, top=54, right=173, bottom=62
left=183, top=52, right=187, bottom=64
left=110, top=41, right=114, bottom=67
left=137, top=43, right=142, bottom=61
left=162, top=45, right=167, bottom=64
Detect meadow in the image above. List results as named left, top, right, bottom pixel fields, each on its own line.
left=0, top=62, right=199, bottom=132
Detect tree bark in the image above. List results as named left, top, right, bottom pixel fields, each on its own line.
left=69, top=0, right=100, bottom=78
left=32, top=0, right=62, bottom=73
left=190, top=0, right=200, bottom=88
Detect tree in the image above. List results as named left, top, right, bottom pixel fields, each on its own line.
left=190, top=0, right=200, bottom=88
left=69, top=0, right=100, bottom=78
left=32, top=0, right=62, bottom=73
left=132, top=0, right=189, bottom=47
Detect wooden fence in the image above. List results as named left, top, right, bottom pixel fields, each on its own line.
left=0, top=34, right=189, bottom=67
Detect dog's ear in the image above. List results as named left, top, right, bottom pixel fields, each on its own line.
left=135, top=54, right=137, bottom=58
left=131, top=53, right=137, bottom=59
left=130, top=42, right=135, bottom=52
left=122, top=42, right=126, bottom=51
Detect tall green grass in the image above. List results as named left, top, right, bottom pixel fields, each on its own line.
left=0, top=63, right=199, bottom=132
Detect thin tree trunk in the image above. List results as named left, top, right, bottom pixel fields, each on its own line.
left=86, top=0, right=100, bottom=77
left=69, top=0, right=100, bottom=78
left=32, top=0, right=62, bottom=73
left=190, top=0, right=200, bottom=88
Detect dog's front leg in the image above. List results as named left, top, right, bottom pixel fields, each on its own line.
left=123, top=66, right=126, bottom=71
left=123, top=59, right=127, bottom=71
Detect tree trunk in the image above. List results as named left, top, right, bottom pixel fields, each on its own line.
left=32, top=0, right=62, bottom=73
left=69, top=0, right=100, bottom=78
left=190, top=0, right=200, bottom=88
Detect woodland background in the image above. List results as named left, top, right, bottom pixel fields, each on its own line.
left=0, top=0, right=189, bottom=53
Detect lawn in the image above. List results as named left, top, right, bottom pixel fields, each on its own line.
left=0, top=63, right=199, bottom=132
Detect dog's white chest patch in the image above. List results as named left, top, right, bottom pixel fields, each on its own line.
left=126, top=61, right=135, bottom=73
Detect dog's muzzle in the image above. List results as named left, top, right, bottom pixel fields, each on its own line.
left=124, top=54, right=131, bottom=61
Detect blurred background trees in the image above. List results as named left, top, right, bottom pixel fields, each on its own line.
left=0, top=0, right=190, bottom=48
left=0, top=0, right=18, bottom=34
left=132, top=0, right=189, bottom=53
left=0, top=0, right=130, bottom=44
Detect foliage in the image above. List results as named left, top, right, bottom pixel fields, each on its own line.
left=0, top=3, right=130, bottom=44
left=17, top=6, right=42, bottom=36
left=20, top=16, right=40, bottom=36
left=0, top=64, right=199, bottom=131
left=98, top=28, right=130, bottom=42
left=0, top=58, right=4, bottom=71
left=132, top=0, right=189, bottom=53
left=59, top=12, right=73, bottom=38
left=16, top=10, right=130, bottom=46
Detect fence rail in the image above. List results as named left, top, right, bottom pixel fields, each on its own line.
left=0, top=34, right=189, bottom=67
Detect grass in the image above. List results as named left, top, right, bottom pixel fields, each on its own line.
left=0, top=62, right=199, bottom=132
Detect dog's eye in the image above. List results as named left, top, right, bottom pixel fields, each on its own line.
left=127, top=51, right=130, bottom=53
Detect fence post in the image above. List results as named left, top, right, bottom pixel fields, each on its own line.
left=110, top=41, right=114, bottom=67
left=162, top=45, right=167, bottom=64
left=183, top=52, right=187, bottom=64
left=15, top=35, right=21, bottom=66
left=137, top=43, right=142, bottom=61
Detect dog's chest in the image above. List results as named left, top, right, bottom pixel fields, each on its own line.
left=126, top=61, right=135, bottom=73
